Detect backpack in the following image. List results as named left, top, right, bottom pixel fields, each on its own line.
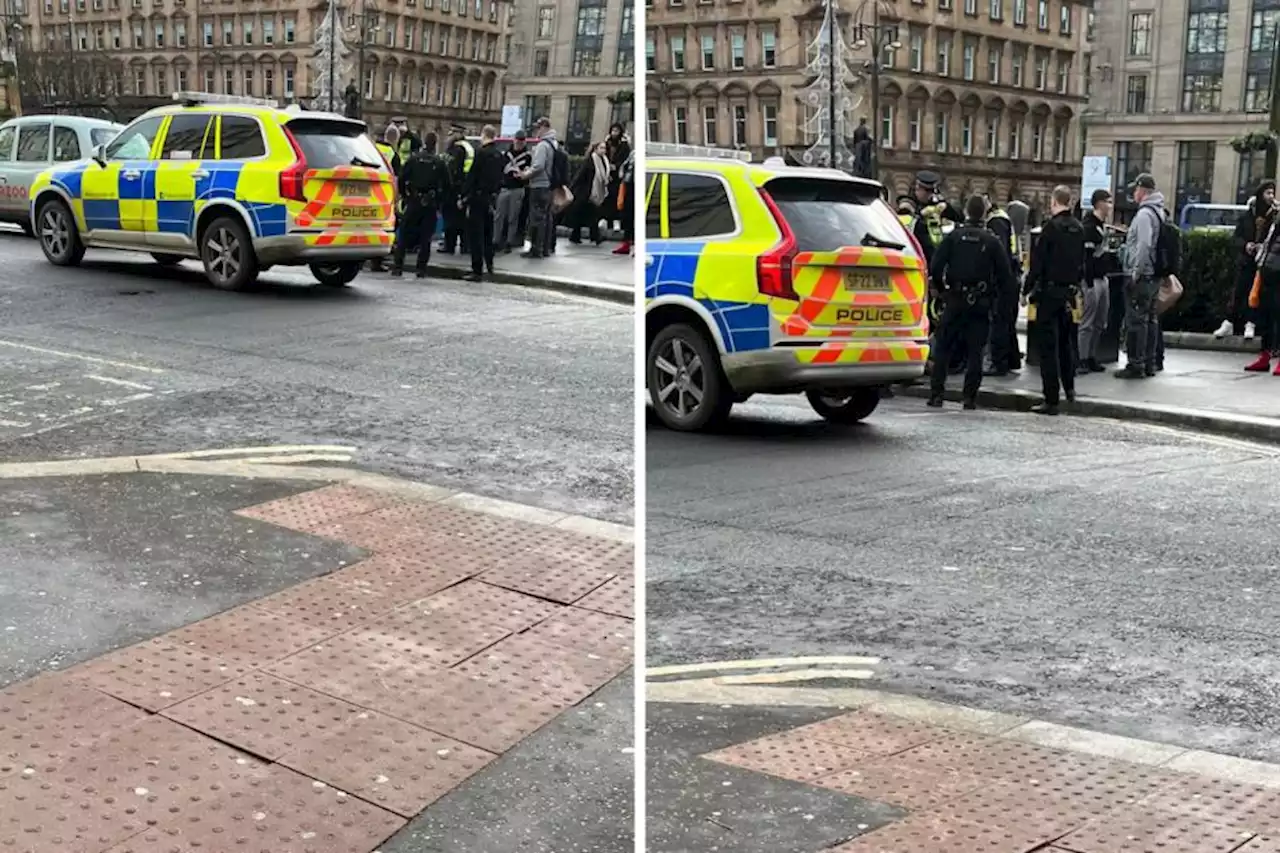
left=545, top=139, right=570, bottom=190
left=1143, top=206, right=1182, bottom=278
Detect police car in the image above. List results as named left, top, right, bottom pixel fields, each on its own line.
left=29, top=92, right=396, bottom=291
left=0, top=115, right=122, bottom=237
left=645, top=143, right=930, bottom=431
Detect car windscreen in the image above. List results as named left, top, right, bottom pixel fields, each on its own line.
left=90, top=127, right=120, bottom=148
left=1182, top=206, right=1241, bottom=229
left=764, top=176, right=914, bottom=255
left=286, top=118, right=385, bottom=170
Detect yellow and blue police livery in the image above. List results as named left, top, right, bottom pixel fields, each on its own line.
left=29, top=92, right=396, bottom=291
left=644, top=143, right=930, bottom=432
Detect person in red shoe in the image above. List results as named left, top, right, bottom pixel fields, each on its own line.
left=613, top=149, right=634, bottom=256
left=1247, top=214, right=1280, bottom=373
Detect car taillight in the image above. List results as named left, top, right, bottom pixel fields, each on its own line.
left=279, top=127, right=307, bottom=202
left=757, top=188, right=798, bottom=300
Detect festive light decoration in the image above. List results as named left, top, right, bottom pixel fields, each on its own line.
left=311, top=0, right=351, bottom=112
left=799, top=0, right=865, bottom=169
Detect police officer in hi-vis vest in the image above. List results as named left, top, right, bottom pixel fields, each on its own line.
left=982, top=195, right=1024, bottom=376
left=900, top=170, right=963, bottom=373
left=442, top=124, right=475, bottom=255
left=371, top=124, right=403, bottom=273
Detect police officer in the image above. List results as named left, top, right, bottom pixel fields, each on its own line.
left=927, top=194, right=1016, bottom=410
left=460, top=124, right=505, bottom=282
left=390, top=115, right=420, bottom=165
left=442, top=124, right=475, bottom=255
left=1022, top=184, right=1087, bottom=415
left=901, top=170, right=963, bottom=266
left=371, top=124, right=402, bottom=272
left=390, top=132, right=449, bottom=278
left=983, top=195, right=1023, bottom=377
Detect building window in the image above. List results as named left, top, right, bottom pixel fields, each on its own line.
left=1246, top=73, right=1270, bottom=112
left=203, top=68, right=214, bottom=91
left=879, top=103, right=894, bottom=147
left=1250, top=8, right=1280, bottom=53
left=1036, top=0, right=1047, bottom=30
left=242, top=68, right=254, bottom=96
left=1034, top=51, right=1048, bottom=89
left=384, top=70, right=394, bottom=101
left=1053, top=123, right=1065, bottom=162
left=671, top=34, right=685, bottom=71
left=1032, top=121, right=1044, bottom=160
left=617, top=6, right=635, bottom=76
left=935, top=111, right=949, bottom=151
left=964, top=0, right=977, bottom=15
left=1127, top=74, right=1148, bottom=112
left=733, top=104, right=747, bottom=145
left=1177, top=141, right=1216, bottom=207
left=763, top=104, right=778, bottom=146
left=701, top=33, right=714, bottom=69
left=1056, top=57, right=1070, bottom=93
left=264, top=19, right=274, bottom=44
left=762, top=26, right=777, bottom=67
left=989, top=0, right=1003, bottom=21
left=1008, top=120, right=1021, bottom=159
left=1183, top=74, right=1223, bottom=112
left=961, top=115, right=973, bottom=154
left=880, top=27, right=899, bottom=68
left=223, top=67, right=234, bottom=94
left=940, top=0, right=952, bottom=9
left=175, top=21, right=185, bottom=47
left=222, top=19, right=232, bottom=45
left=988, top=43, right=1001, bottom=83
left=534, top=49, right=549, bottom=75
left=1115, top=141, right=1153, bottom=200
left=154, top=22, right=164, bottom=48
left=284, top=17, right=295, bottom=43
left=1059, top=2, right=1071, bottom=35
left=1187, top=11, right=1229, bottom=54
left=962, top=37, right=976, bottom=79
left=1013, top=0, right=1026, bottom=26
left=936, top=33, right=952, bottom=75
left=243, top=19, right=254, bottom=45
left=908, top=107, right=922, bottom=150
left=1246, top=9, right=1279, bottom=112
left=986, top=116, right=999, bottom=156
left=1011, top=47, right=1024, bottom=86
left=702, top=104, right=717, bottom=144
left=674, top=105, right=688, bottom=144
left=730, top=30, right=745, bottom=70
left=264, top=68, right=274, bottom=97
left=645, top=34, right=655, bottom=70
left=910, top=31, right=924, bottom=71
left=1239, top=150, right=1268, bottom=203
left=284, top=67, right=294, bottom=97
left=647, top=106, right=660, bottom=142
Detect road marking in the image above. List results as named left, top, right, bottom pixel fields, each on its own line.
left=158, top=445, right=357, bottom=460
left=1127, top=420, right=1280, bottom=456
left=716, top=669, right=877, bottom=685
left=0, top=418, right=31, bottom=428
left=234, top=453, right=354, bottom=465
left=0, top=340, right=165, bottom=374
left=645, top=655, right=882, bottom=678
left=101, top=392, right=154, bottom=406
left=86, top=374, right=153, bottom=391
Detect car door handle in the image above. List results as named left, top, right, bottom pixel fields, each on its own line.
left=190, top=169, right=209, bottom=179
left=122, top=170, right=140, bottom=180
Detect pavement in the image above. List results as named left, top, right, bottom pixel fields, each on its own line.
left=420, top=240, right=633, bottom=304
left=646, top=393, right=1280, bottom=849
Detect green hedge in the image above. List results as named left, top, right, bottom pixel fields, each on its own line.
left=1162, top=230, right=1239, bottom=333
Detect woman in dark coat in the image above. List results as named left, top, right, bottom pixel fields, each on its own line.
left=568, top=142, right=610, bottom=245
left=1222, top=180, right=1276, bottom=345
left=604, top=123, right=631, bottom=232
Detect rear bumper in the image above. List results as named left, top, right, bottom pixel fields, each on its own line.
left=253, top=231, right=394, bottom=265
left=723, top=341, right=930, bottom=395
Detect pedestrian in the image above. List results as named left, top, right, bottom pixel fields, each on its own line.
left=1249, top=213, right=1280, bottom=374
left=1224, top=180, right=1277, bottom=347
left=441, top=124, right=474, bottom=255
left=1077, top=189, right=1121, bottom=374
left=614, top=148, right=634, bottom=256
left=521, top=116, right=557, bottom=260
left=1115, top=173, right=1167, bottom=380
left=1023, top=184, right=1086, bottom=414
left=982, top=195, right=1022, bottom=377
left=927, top=194, right=1016, bottom=410
left=494, top=132, right=531, bottom=253
left=390, top=132, right=449, bottom=279
left=568, top=141, right=610, bottom=245
left=461, top=124, right=504, bottom=282
left=370, top=123, right=403, bottom=273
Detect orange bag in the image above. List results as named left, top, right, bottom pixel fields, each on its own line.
left=1250, top=271, right=1263, bottom=309
left=616, top=183, right=627, bottom=211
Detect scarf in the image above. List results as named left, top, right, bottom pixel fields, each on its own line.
left=590, top=151, right=610, bottom=206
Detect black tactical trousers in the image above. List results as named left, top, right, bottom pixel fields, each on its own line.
left=931, top=295, right=991, bottom=401
left=466, top=194, right=496, bottom=275
left=442, top=202, right=467, bottom=253
left=1036, top=287, right=1077, bottom=405
left=392, top=199, right=438, bottom=273
left=988, top=285, right=1022, bottom=371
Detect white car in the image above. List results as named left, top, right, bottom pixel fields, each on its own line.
left=0, top=114, right=122, bottom=236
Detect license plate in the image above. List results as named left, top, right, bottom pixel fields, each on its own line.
left=337, top=181, right=367, bottom=197
left=843, top=271, right=890, bottom=291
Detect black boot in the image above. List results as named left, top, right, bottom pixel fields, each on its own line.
left=1114, top=365, right=1147, bottom=379
left=926, top=395, right=944, bottom=408
left=962, top=398, right=977, bottom=410
left=1031, top=402, right=1059, bottom=415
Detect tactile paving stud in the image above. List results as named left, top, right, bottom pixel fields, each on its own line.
left=1138, top=775, right=1280, bottom=831
left=103, top=762, right=405, bottom=853
left=793, top=711, right=953, bottom=757
left=0, top=675, right=146, bottom=777
left=415, top=580, right=563, bottom=632
left=0, top=770, right=151, bottom=853
left=310, top=501, right=515, bottom=550
left=828, top=811, right=1064, bottom=853
left=1239, top=835, right=1280, bottom=851
left=330, top=550, right=477, bottom=606
left=574, top=575, right=634, bottom=619
left=451, top=633, right=627, bottom=707
left=813, top=759, right=988, bottom=811
left=235, top=483, right=401, bottom=533
left=479, top=556, right=615, bottom=605
left=702, top=728, right=867, bottom=783
left=280, top=708, right=497, bottom=818
left=348, top=605, right=511, bottom=668
left=162, top=672, right=364, bottom=762
left=163, top=606, right=338, bottom=668
left=266, top=633, right=448, bottom=707
left=251, top=573, right=399, bottom=632
left=521, top=606, right=634, bottom=663
left=1057, top=806, right=1257, bottom=853
left=68, top=637, right=248, bottom=711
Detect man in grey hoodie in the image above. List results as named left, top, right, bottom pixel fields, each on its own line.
left=522, top=116, right=556, bottom=259
left=1117, top=173, right=1165, bottom=379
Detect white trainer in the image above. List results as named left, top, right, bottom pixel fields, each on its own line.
left=1246, top=322, right=1257, bottom=339
left=1214, top=319, right=1234, bottom=338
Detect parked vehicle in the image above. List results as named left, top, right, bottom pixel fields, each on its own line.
left=0, top=115, right=123, bottom=237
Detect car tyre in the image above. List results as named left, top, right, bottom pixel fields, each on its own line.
left=36, top=199, right=85, bottom=267
left=309, top=262, right=361, bottom=288
left=647, top=323, right=732, bottom=431
left=19, top=219, right=35, bottom=238
left=806, top=389, right=881, bottom=424
left=200, top=215, right=258, bottom=291
left=150, top=252, right=184, bottom=266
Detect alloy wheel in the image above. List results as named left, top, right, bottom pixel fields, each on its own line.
left=653, top=336, right=705, bottom=419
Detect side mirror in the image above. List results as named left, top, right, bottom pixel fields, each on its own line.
left=92, top=143, right=107, bottom=167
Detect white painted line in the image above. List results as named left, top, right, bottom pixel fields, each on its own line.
left=0, top=340, right=165, bottom=374
left=85, top=375, right=153, bottom=391
left=0, top=419, right=31, bottom=428
left=646, top=656, right=882, bottom=678
left=716, top=669, right=877, bottom=685
left=232, top=454, right=354, bottom=465
left=102, top=392, right=154, bottom=406
left=158, top=445, right=358, bottom=460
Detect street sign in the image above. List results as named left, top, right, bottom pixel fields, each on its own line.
left=1081, top=155, right=1111, bottom=210
left=500, top=105, right=523, bottom=137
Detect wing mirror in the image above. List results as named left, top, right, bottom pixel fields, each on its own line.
left=92, top=143, right=107, bottom=167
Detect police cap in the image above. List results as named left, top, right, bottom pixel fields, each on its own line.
left=915, top=170, right=942, bottom=190
left=449, top=123, right=467, bottom=134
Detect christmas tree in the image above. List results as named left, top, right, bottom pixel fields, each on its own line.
left=311, top=0, right=351, bottom=112
left=799, top=0, right=865, bottom=170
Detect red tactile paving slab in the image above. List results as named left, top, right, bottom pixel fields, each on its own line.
left=929, top=787, right=1090, bottom=841
left=347, top=605, right=511, bottom=668
left=521, top=606, right=634, bottom=663
left=702, top=728, right=868, bottom=783
left=1240, top=836, right=1280, bottom=851
left=414, top=580, right=563, bottom=632
left=104, top=762, right=405, bottom=853
left=267, top=633, right=438, bottom=704
left=792, top=711, right=953, bottom=757
left=894, top=734, right=1102, bottom=786
left=1056, top=806, right=1257, bottom=853
left=1137, top=775, right=1280, bottom=831
left=812, top=759, right=989, bottom=811
left=163, top=606, right=338, bottom=669
left=162, top=672, right=364, bottom=762
left=478, top=556, right=615, bottom=605
left=235, top=483, right=401, bottom=532
left=574, top=574, right=634, bottom=619
left=309, top=501, right=517, bottom=550
left=330, top=550, right=477, bottom=606
left=0, top=771, right=153, bottom=853
left=68, top=637, right=249, bottom=712
left=280, top=708, right=497, bottom=818
left=250, top=572, right=400, bottom=632
left=936, top=763, right=1183, bottom=823
left=0, top=676, right=146, bottom=777
left=451, top=633, right=628, bottom=707
left=826, top=811, right=1060, bottom=853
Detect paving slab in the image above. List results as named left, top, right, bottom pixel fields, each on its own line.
left=420, top=241, right=633, bottom=304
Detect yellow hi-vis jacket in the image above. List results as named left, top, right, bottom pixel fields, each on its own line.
left=456, top=139, right=476, bottom=173
left=985, top=207, right=1018, bottom=259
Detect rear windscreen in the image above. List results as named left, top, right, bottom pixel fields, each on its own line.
left=765, top=177, right=915, bottom=255
left=286, top=118, right=385, bottom=170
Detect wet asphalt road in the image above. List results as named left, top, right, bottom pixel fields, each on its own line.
left=0, top=229, right=633, bottom=522
left=646, top=393, right=1280, bottom=763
